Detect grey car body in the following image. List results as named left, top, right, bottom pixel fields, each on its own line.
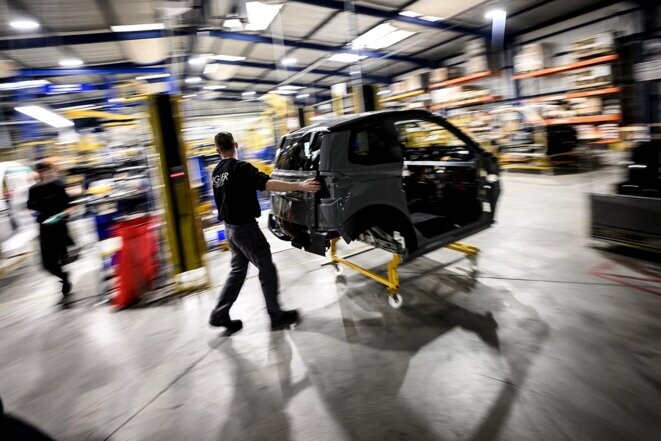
left=268, top=109, right=500, bottom=263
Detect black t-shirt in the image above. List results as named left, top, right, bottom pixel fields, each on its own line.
left=212, top=158, right=270, bottom=225
left=27, top=179, right=71, bottom=224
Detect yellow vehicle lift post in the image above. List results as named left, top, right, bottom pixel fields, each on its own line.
left=328, top=237, right=480, bottom=309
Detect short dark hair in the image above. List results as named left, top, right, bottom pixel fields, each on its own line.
left=35, top=159, right=55, bottom=172
left=214, top=131, right=235, bottom=151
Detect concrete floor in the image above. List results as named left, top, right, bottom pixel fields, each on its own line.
left=1, top=165, right=660, bottom=441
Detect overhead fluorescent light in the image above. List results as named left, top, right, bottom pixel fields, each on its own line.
left=203, top=85, right=227, bottom=90
left=203, top=64, right=219, bottom=75
left=111, top=23, right=164, bottom=32
left=274, top=89, right=297, bottom=95
left=182, top=94, right=197, bottom=99
left=223, top=19, right=243, bottom=30
left=210, top=55, right=246, bottom=62
left=185, top=77, right=202, bottom=84
left=245, top=1, right=283, bottom=31
left=399, top=11, right=422, bottom=18
left=296, top=93, right=310, bottom=99
left=10, top=19, right=40, bottom=30
left=0, top=80, right=50, bottom=91
left=377, top=89, right=391, bottom=96
left=352, top=23, right=415, bottom=50
left=328, top=53, right=367, bottom=63
left=281, top=57, right=297, bottom=66
left=242, top=91, right=256, bottom=96
left=60, top=104, right=100, bottom=110
left=421, top=15, right=444, bottom=22
left=485, top=9, right=507, bottom=20
left=108, top=98, right=125, bottom=103
left=188, top=56, right=207, bottom=65
left=59, top=58, right=83, bottom=67
left=135, top=73, right=170, bottom=80
left=349, top=71, right=360, bottom=75
left=279, top=85, right=303, bottom=90
left=15, top=106, right=74, bottom=128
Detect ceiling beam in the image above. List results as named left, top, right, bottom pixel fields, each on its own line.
left=0, top=28, right=431, bottom=68
left=292, top=0, right=487, bottom=37
left=206, top=30, right=432, bottom=67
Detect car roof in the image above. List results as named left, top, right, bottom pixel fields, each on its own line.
left=288, top=109, right=439, bottom=136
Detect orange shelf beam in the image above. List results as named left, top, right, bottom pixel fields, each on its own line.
left=429, top=71, right=494, bottom=89
left=544, top=114, right=621, bottom=125
left=379, top=89, right=425, bottom=103
left=587, top=139, right=621, bottom=144
left=430, top=95, right=501, bottom=110
left=527, top=86, right=621, bottom=103
left=513, top=54, right=619, bottom=80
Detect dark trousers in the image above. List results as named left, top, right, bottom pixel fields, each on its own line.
left=39, top=223, right=69, bottom=283
left=212, top=222, right=282, bottom=319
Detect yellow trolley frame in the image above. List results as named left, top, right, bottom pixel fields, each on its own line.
left=328, top=238, right=480, bottom=308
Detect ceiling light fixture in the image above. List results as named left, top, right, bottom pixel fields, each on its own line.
left=0, top=80, right=50, bottom=91
left=485, top=9, right=507, bottom=20
left=188, top=56, right=208, bottom=66
left=279, top=85, right=303, bottom=90
left=9, top=19, right=40, bottom=30
left=352, top=23, right=415, bottom=50
left=182, top=94, right=197, bottom=98
left=135, top=73, right=170, bottom=80
left=15, top=106, right=74, bottom=128
left=349, top=71, right=360, bottom=75
left=210, top=54, right=247, bottom=62
left=223, top=19, right=243, bottom=30
left=242, top=91, right=256, bottom=96
left=328, top=53, right=368, bottom=63
left=59, top=58, right=83, bottom=67
left=185, top=77, right=202, bottom=84
left=244, top=1, right=283, bottom=31
left=296, top=93, right=310, bottom=99
left=399, top=11, right=422, bottom=18
left=421, top=15, right=443, bottom=22
left=376, top=89, right=391, bottom=96
left=203, top=85, right=227, bottom=90
left=108, top=98, right=125, bottom=103
left=203, top=64, right=219, bottom=75
left=111, top=23, right=164, bottom=32
left=281, top=57, right=297, bottom=66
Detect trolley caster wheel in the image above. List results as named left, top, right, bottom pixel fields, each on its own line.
left=388, top=293, right=403, bottom=309
left=333, top=264, right=344, bottom=276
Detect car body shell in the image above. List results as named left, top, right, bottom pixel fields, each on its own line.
left=268, top=109, right=501, bottom=262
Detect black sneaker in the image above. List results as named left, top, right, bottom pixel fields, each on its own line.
left=61, top=279, right=72, bottom=296
left=270, top=310, right=299, bottom=330
left=209, top=315, right=243, bottom=333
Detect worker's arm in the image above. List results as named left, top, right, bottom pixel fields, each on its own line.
left=265, top=178, right=320, bottom=193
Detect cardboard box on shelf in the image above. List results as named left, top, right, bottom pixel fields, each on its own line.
left=514, top=43, right=552, bottom=73
left=570, top=65, right=613, bottom=89
left=429, top=66, right=464, bottom=84
left=571, top=33, right=614, bottom=60
left=465, top=55, right=489, bottom=74
left=466, top=38, right=487, bottom=55
left=403, top=74, right=424, bottom=92
left=391, top=81, right=405, bottom=95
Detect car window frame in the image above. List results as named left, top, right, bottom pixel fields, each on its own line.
left=347, top=122, right=403, bottom=167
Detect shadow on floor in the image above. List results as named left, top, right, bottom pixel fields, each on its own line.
left=285, top=255, right=549, bottom=441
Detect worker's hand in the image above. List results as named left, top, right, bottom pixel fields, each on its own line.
left=298, top=179, right=321, bottom=193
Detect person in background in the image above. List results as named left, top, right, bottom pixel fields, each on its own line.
left=27, top=159, right=73, bottom=302
left=209, top=131, right=320, bottom=333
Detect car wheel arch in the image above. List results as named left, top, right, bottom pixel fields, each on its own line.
left=340, top=204, right=418, bottom=251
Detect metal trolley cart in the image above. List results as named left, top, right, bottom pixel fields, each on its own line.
left=328, top=237, right=480, bottom=309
